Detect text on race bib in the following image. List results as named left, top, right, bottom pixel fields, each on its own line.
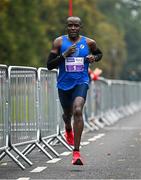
left=65, top=57, right=84, bottom=72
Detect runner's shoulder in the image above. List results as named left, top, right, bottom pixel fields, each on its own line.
left=86, top=37, right=96, bottom=46
left=53, top=36, right=62, bottom=49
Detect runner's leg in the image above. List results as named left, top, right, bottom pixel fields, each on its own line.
left=73, top=96, right=85, bottom=151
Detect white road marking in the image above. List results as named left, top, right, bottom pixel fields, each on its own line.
left=88, top=137, right=97, bottom=142
left=81, top=141, right=90, bottom=146
left=47, top=158, right=61, bottom=163
left=17, top=178, right=30, bottom=180
left=99, top=142, right=104, bottom=145
left=88, top=133, right=105, bottom=142
left=1, top=162, right=7, bottom=166
left=130, top=144, right=135, bottom=147
left=30, top=166, right=47, bottom=173
left=96, top=133, right=105, bottom=138
left=118, top=159, right=125, bottom=162
left=60, top=151, right=72, bottom=156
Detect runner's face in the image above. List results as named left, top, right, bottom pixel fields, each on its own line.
left=67, top=19, right=81, bottom=39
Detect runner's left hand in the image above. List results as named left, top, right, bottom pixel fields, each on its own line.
left=86, top=55, right=96, bottom=63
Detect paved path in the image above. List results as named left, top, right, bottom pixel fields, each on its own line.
left=0, top=110, right=141, bottom=179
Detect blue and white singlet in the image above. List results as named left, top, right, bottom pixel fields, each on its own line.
left=57, top=35, right=90, bottom=90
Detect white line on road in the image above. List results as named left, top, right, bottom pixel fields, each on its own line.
left=88, top=137, right=97, bottom=142
left=96, top=133, right=105, bottom=138
left=30, top=166, right=47, bottom=173
left=81, top=141, right=90, bottom=146
left=47, top=158, right=61, bottom=163
left=117, top=159, right=125, bottom=162
left=0, top=162, right=7, bottom=166
left=17, top=177, right=30, bottom=180
left=17, top=178, right=30, bottom=180
left=60, top=151, right=72, bottom=156
left=88, top=133, right=105, bottom=141
left=130, top=144, right=135, bottom=147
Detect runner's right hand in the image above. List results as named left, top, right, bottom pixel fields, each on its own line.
left=63, top=44, right=76, bottom=58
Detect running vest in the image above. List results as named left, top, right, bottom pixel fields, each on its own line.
left=57, top=35, right=90, bottom=90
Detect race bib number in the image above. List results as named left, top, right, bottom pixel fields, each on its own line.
left=65, top=57, right=84, bottom=72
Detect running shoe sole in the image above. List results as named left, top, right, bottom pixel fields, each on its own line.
left=72, top=158, right=83, bottom=165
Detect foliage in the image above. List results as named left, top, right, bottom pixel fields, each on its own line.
left=97, top=0, right=141, bottom=80
left=0, top=0, right=141, bottom=80
left=0, top=0, right=47, bottom=66
left=94, top=21, right=126, bottom=79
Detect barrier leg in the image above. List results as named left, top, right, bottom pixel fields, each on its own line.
left=0, top=151, right=6, bottom=161
left=23, top=144, right=36, bottom=156
left=42, top=139, right=60, bottom=157
left=5, top=149, right=25, bottom=170
left=56, top=135, right=73, bottom=151
left=17, top=143, right=33, bottom=159
left=35, top=142, right=53, bottom=160
left=12, top=146, right=32, bottom=166
left=47, top=137, right=57, bottom=145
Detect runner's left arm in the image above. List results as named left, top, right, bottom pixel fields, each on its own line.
left=87, top=38, right=103, bottom=63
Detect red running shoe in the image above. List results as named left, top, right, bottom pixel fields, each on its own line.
left=64, top=130, right=74, bottom=146
left=72, top=151, right=83, bottom=165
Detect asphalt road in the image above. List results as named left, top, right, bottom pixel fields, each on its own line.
left=0, top=110, right=141, bottom=179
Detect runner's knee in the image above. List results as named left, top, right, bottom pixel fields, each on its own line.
left=73, top=106, right=82, bottom=117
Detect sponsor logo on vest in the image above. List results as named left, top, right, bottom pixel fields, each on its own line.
left=80, top=44, right=85, bottom=49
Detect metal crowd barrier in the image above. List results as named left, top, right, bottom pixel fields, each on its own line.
left=38, top=68, right=72, bottom=151
left=0, top=65, right=8, bottom=151
left=9, top=66, right=67, bottom=169
left=0, top=66, right=39, bottom=169
left=1, top=66, right=54, bottom=169
left=1, top=64, right=141, bottom=170
left=9, top=66, right=38, bottom=146
left=0, top=66, right=28, bottom=169
left=85, top=77, right=141, bottom=130
left=0, top=66, right=72, bottom=170
left=0, top=65, right=32, bottom=170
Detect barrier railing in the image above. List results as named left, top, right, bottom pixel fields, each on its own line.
left=9, top=66, right=38, bottom=146
left=85, top=77, right=141, bottom=130
left=7, top=66, right=60, bottom=169
left=37, top=68, right=72, bottom=155
left=0, top=65, right=8, bottom=151
left=1, top=64, right=141, bottom=169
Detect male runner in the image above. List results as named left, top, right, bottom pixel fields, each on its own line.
left=47, top=16, right=102, bottom=165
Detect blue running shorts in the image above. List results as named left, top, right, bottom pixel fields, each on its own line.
left=58, top=83, right=89, bottom=108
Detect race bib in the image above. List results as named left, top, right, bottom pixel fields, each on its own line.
left=65, top=57, right=84, bottom=72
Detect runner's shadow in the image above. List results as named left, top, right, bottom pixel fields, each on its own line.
left=70, top=168, right=84, bottom=172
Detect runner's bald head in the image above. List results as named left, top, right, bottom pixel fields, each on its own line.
left=67, top=16, right=82, bottom=25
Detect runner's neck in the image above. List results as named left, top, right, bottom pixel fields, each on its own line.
left=67, top=35, right=82, bottom=44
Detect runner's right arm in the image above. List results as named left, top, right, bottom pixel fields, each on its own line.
left=47, top=37, right=77, bottom=70
left=47, top=37, right=64, bottom=70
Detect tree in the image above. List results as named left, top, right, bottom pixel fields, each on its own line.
left=0, top=0, right=48, bottom=66
left=97, top=0, right=141, bottom=80
left=1, top=0, right=140, bottom=81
